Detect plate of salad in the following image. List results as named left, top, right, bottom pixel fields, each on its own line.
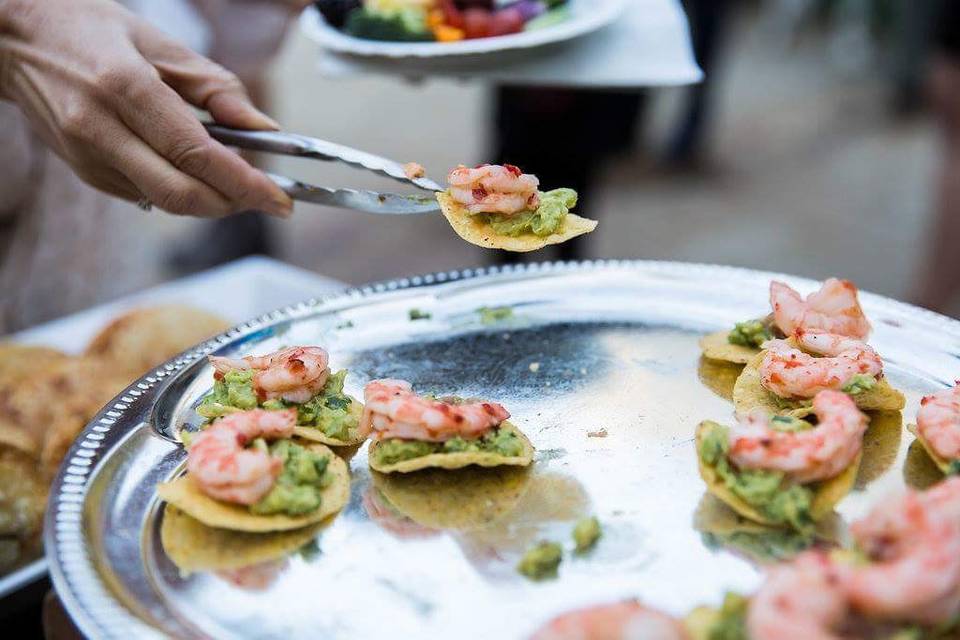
left=303, top=0, right=628, bottom=58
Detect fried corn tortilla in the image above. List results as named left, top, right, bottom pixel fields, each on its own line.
left=697, top=356, right=744, bottom=402
left=368, top=421, right=535, bottom=474
left=0, top=446, right=47, bottom=574
left=437, top=191, right=596, bottom=253
left=370, top=464, right=531, bottom=531
left=855, top=410, right=903, bottom=489
left=160, top=505, right=324, bottom=574
left=732, top=350, right=906, bottom=417
left=904, top=439, right=948, bottom=490
left=85, top=305, right=230, bottom=377
left=157, top=443, right=350, bottom=532
left=695, top=421, right=861, bottom=527
left=698, top=331, right=760, bottom=365
left=907, top=423, right=954, bottom=475
left=292, top=399, right=367, bottom=447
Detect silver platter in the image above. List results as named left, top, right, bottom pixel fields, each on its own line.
left=45, top=261, right=960, bottom=639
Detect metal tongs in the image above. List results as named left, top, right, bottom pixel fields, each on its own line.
left=206, top=124, right=443, bottom=215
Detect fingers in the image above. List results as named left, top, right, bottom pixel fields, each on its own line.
left=111, top=72, right=292, bottom=217
left=80, top=115, right=234, bottom=217
left=133, top=26, right=279, bottom=131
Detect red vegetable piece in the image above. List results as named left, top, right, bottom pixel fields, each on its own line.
left=441, top=0, right=465, bottom=29
left=489, top=7, right=525, bottom=37
left=462, top=8, right=492, bottom=39
left=504, top=164, right=522, bottom=177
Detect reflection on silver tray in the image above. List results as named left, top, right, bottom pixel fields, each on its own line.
left=45, top=261, right=960, bottom=639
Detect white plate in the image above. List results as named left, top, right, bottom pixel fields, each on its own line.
left=301, top=0, right=629, bottom=58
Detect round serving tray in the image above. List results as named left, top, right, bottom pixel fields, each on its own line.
left=45, top=261, right=960, bottom=639
left=300, top=0, right=627, bottom=59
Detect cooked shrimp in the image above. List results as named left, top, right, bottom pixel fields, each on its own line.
left=360, top=379, right=509, bottom=442
left=728, top=390, right=867, bottom=483
left=186, top=408, right=296, bottom=505
left=770, top=278, right=871, bottom=339
left=917, top=383, right=960, bottom=461
left=747, top=551, right=848, bottom=640
left=447, top=164, right=540, bottom=215
left=209, top=346, right=330, bottom=404
left=529, top=601, right=688, bottom=640
left=403, top=162, right=425, bottom=180
left=759, top=333, right=882, bottom=399
left=844, top=483, right=960, bottom=625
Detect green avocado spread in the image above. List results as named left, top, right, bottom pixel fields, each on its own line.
left=197, top=369, right=358, bottom=441
left=516, top=541, right=563, bottom=581
left=197, top=369, right=258, bottom=417
left=250, top=439, right=330, bottom=516
left=727, top=319, right=772, bottom=349
left=572, top=516, right=602, bottom=554
left=483, top=188, right=577, bottom=238
left=371, top=425, right=524, bottom=466
left=707, top=593, right=749, bottom=640
left=701, top=528, right=814, bottom=563
left=841, top=373, right=877, bottom=396
left=699, top=422, right=815, bottom=533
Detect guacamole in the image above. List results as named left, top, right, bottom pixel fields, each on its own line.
left=371, top=426, right=526, bottom=467
left=250, top=439, right=331, bottom=517
left=572, top=516, right=601, bottom=554
left=517, top=541, right=563, bottom=581
left=706, top=593, right=749, bottom=640
left=197, top=369, right=258, bottom=418
left=842, top=373, right=878, bottom=396
left=698, top=422, right=815, bottom=533
left=197, top=369, right=358, bottom=441
left=477, top=306, right=514, bottom=325
left=727, top=319, right=772, bottom=349
left=484, top=188, right=577, bottom=238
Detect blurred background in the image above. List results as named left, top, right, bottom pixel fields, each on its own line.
left=5, top=0, right=960, bottom=329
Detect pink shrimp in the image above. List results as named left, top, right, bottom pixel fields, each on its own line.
left=186, top=408, right=296, bottom=505
left=447, top=164, right=540, bottom=215
left=917, top=383, right=960, bottom=462
left=747, top=551, right=848, bottom=640
left=844, top=481, right=960, bottom=625
left=728, top=390, right=867, bottom=483
left=759, top=332, right=882, bottom=399
left=770, top=278, right=871, bottom=339
left=209, top=346, right=330, bottom=404
left=529, top=601, right=688, bottom=640
left=359, top=379, right=509, bottom=442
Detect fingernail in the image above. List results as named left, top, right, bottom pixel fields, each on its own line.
left=255, top=110, right=281, bottom=131
left=262, top=192, right=293, bottom=218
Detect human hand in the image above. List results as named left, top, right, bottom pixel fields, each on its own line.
left=0, top=0, right=293, bottom=217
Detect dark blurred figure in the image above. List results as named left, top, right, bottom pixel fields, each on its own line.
left=915, top=0, right=960, bottom=312
left=493, top=88, right=646, bottom=261
left=664, top=0, right=734, bottom=169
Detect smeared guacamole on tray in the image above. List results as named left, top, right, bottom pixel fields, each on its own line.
left=517, top=541, right=563, bottom=581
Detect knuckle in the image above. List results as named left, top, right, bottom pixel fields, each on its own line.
left=154, top=181, right=200, bottom=215
left=59, top=100, right=94, bottom=144
left=168, top=141, right=213, bottom=178
left=92, top=64, right=158, bottom=101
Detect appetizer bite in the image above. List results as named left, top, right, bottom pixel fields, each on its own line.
left=362, top=378, right=534, bottom=473
left=732, top=331, right=905, bottom=416
left=696, top=390, right=866, bottom=532
left=911, top=382, right=960, bottom=475
left=530, top=601, right=689, bottom=640
left=160, top=504, right=324, bottom=575
left=691, top=478, right=960, bottom=640
left=198, top=346, right=366, bottom=447
left=316, top=0, right=572, bottom=44
left=437, top=164, right=597, bottom=252
left=700, top=278, right=870, bottom=365
left=158, top=408, right=350, bottom=532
